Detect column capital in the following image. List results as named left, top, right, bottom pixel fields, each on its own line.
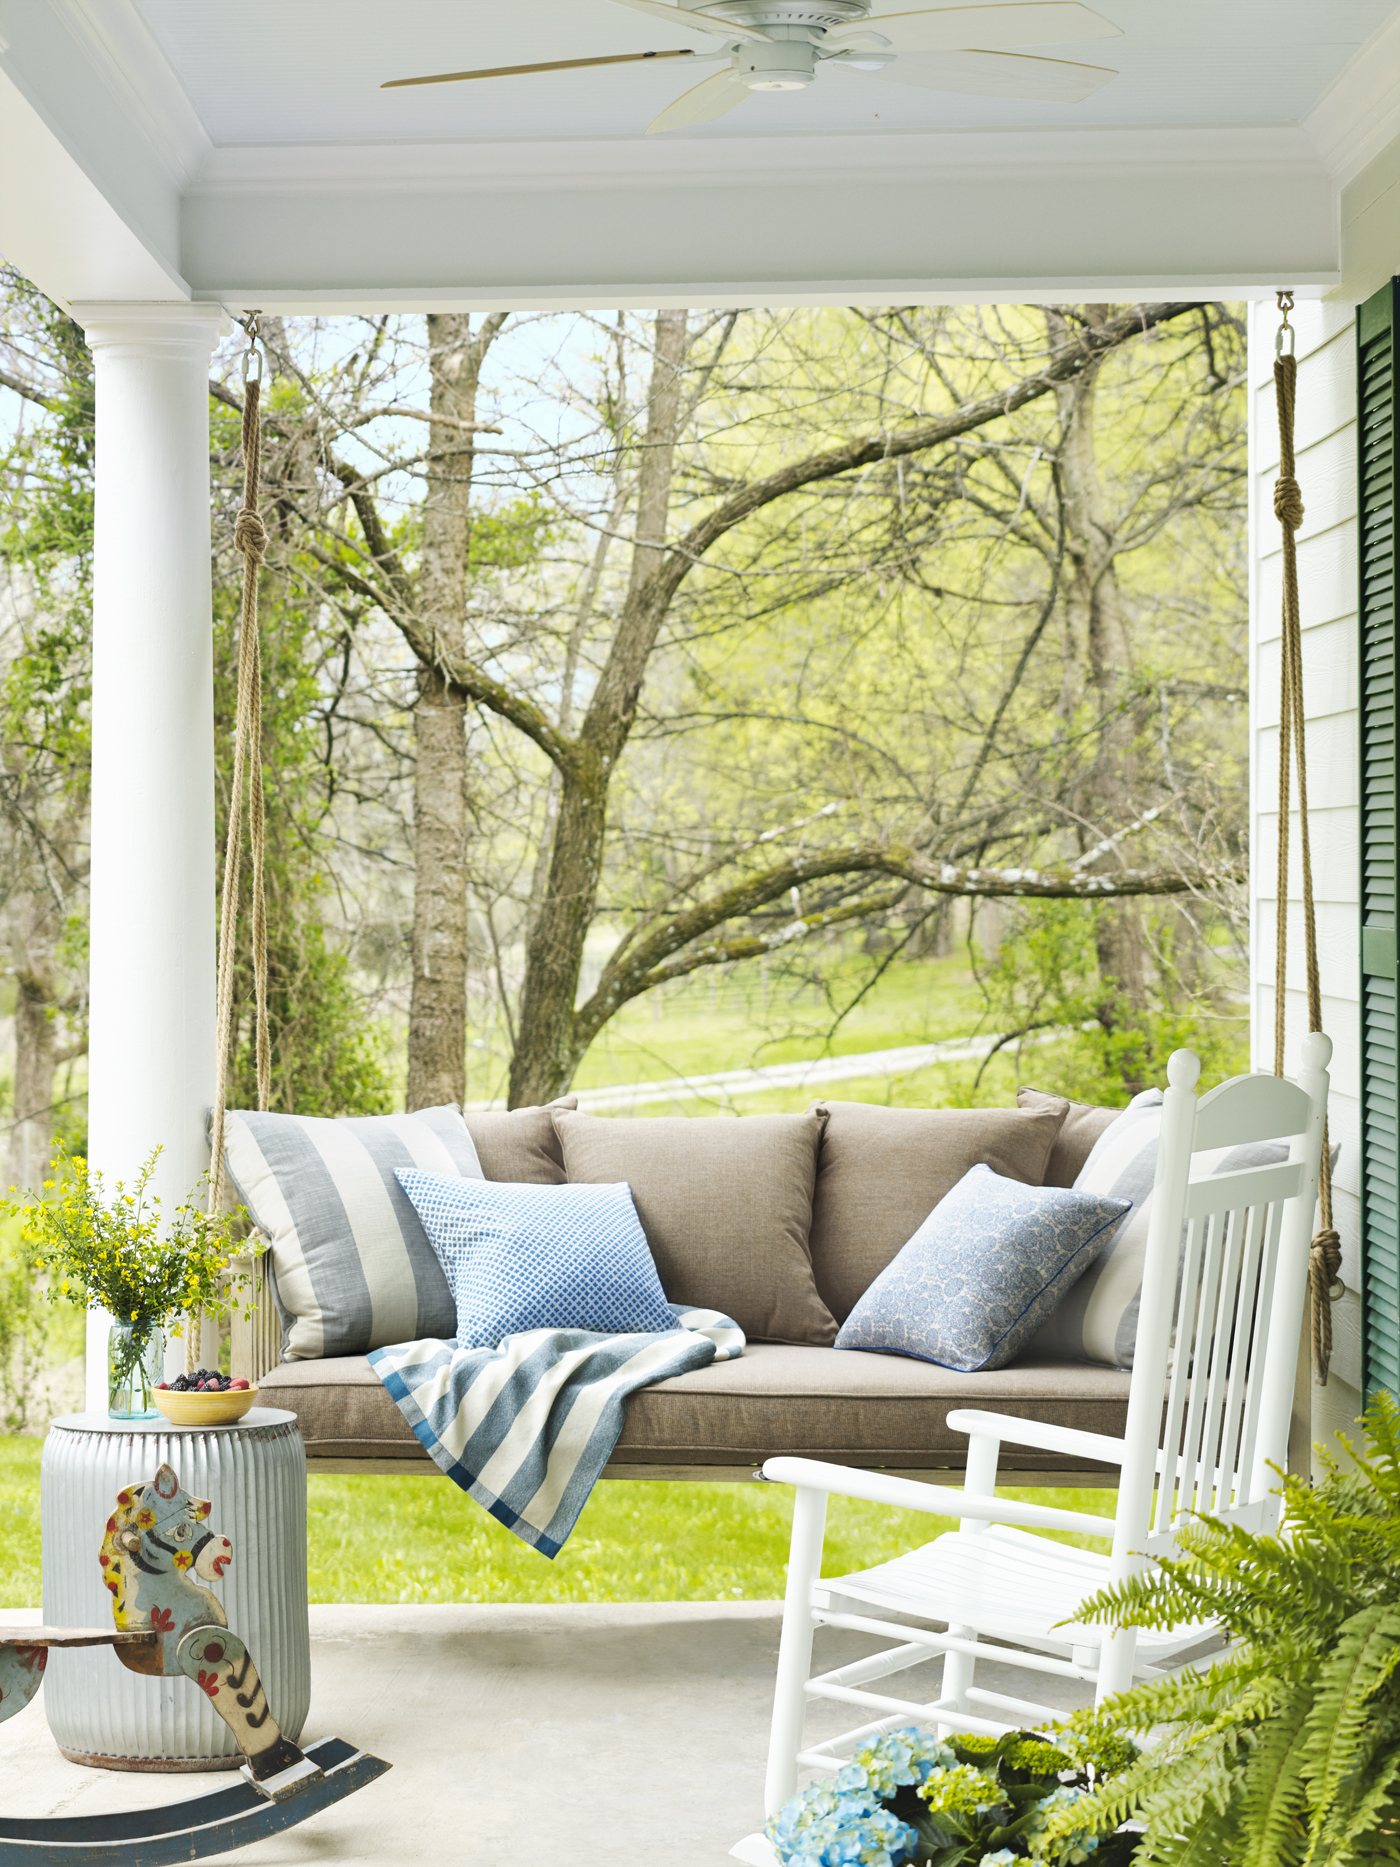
left=72, top=301, right=230, bottom=356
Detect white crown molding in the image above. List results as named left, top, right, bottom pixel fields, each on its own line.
left=47, top=0, right=210, bottom=191
left=1304, top=8, right=1400, bottom=187
left=196, top=277, right=1340, bottom=317
left=189, top=123, right=1326, bottom=199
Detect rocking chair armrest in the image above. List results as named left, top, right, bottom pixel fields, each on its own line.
left=944, top=1409, right=1128, bottom=1468
left=760, top=1457, right=1115, bottom=1539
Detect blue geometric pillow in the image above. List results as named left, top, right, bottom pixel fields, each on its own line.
left=834, top=1164, right=1130, bottom=1374
left=394, top=1172, right=679, bottom=1348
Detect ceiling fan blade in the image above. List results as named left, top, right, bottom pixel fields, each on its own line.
left=839, top=3, right=1121, bottom=51
left=647, top=68, right=752, bottom=132
left=383, top=48, right=700, bottom=88
left=867, top=47, right=1116, bottom=99
left=610, top=0, right=773, bottom=45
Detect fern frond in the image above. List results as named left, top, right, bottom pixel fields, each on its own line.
left=1128, top=1735, right=1252, bottom=1864
left=1300, top=1605, right=1400, bottom=1840
left=1233, top=1679, right=1313, bottom=1867
left=1307, top=1749, right=1400, bottom=1867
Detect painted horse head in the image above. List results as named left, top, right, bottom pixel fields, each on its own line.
left=100, top=1462, right=233, bottom=1674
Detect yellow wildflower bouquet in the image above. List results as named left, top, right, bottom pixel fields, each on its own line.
left=4, top=1142, right=250, bottom=1356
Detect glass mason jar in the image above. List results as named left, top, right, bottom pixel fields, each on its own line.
left=107, top=1317, right=164, bottom=1420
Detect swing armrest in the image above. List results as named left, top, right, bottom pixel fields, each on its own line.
left=760, top=1458, right=1114, bottom=1538
left=229, top=1240, right=280, bottom=1386
left=945, top=1409, right=1128, bottom=1468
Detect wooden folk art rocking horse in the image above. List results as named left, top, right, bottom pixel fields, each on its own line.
left=0, top=1462, right=389, bottom=1865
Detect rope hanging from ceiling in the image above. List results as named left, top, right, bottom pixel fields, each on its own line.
left=195, top=314, right=271, bottom=1373
left=1271, top=288, right=1344, bottom=1386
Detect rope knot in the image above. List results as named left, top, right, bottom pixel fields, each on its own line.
left=1310, top=1225, right=1343, bottom=1298
left=1273, top=474, right=1305, bottom=531
left=235, top=507, right=268, bottom=563
left=1309, top=1225, right=1344, bottom=1387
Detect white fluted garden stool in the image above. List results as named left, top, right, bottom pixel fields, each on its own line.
left=40, top=1408, right=310, bottom=1771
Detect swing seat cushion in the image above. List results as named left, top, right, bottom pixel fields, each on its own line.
left=1016, top=1086, right=1122, bottom=1187
left=258, top=1343, right=1132, bottom=1472
left=461, top=1097, right=578, bottom=1184
left=551, top=1109, right=836, bottom=1348
left=221, top=1105, right=484, bottom=1361
left=833, top=1165, right=1130, bottom=1373
left=804, top=1098, right=1072, bottom=1324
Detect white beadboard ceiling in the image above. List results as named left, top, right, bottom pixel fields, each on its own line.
left=130, top=0, right=1400, bottom=145
left=2, top=0, right=1398, bottom=308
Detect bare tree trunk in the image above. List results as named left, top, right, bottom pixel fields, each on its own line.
left=406, top=313, right=505, bottom=1110
left=508, top=310, right=690, bottom=1106
left=6, top=967, right=56, bottom=1190
left=1053, top=309, right=1147, bottom=1011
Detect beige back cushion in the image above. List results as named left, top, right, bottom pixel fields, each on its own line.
left=462, top=1096, right=577, bottom=1184
left=807, top=1099, right=1070, bottom=1323
left=1017, top=1087, right=1121, bottom=1188
left=551, top=1109, right=837, bottom=1347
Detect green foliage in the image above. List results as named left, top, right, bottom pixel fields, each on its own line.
left=1055, top=1391, right=1400, bottom=1865
left=208, top=414, right=393, bottom=1118
left=960, top=899, right=1248, bottom=1107
left=468, top=491, right=558, bottom=571
left=3, top=1143, right=249, bottom=1335
left=904, top=1727, right=1142, bottom=1866
left=0, top=275, right=94, bottom=781
left=0, top=1218, right=49, bottom=1433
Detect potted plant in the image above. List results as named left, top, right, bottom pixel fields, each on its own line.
left=1057, top=1388, right=1400, bottom=1864
left=766, top=1723, right=1142, bottom=1866
left=5, top=1144, right=249, bottom=1419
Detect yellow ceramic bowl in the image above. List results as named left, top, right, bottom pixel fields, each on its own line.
left=152, top=1385, right=259, bottom=1427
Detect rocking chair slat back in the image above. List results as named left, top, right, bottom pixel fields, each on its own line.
left=1118, top=1036, right=1330, bottom=1579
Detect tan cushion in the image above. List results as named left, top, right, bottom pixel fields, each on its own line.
left=806, top=1099, right=1069, bottom=1323
left=1018, top=1087, right=1121, bottom=1188
left=260, top=1347, right=1129, bottom=1474
left=462, top=1096, right=577, bottom=1184
left=551, top=1110, right=836, bottom=1347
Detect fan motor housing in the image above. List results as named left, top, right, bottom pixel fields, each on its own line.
left=696, top=0, right=873, bottom=31
left=735, top=40, right=820, bottom=88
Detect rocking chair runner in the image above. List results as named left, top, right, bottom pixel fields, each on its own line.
left=755, top=1033, right=1331, bottom=1816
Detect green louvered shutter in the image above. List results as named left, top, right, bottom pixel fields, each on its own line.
left=1361, top=278, right=1400, bottom=1397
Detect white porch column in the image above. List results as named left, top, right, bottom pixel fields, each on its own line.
left=75, top=304, right=225, bottom=1411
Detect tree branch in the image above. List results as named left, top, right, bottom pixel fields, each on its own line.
left=580, top=834, right=1240, bottom=1042
left=0, top=368, right=56, bottom=410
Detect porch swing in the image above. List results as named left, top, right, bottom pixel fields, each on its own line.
left=215, top=300, right=1343, bottom=1493
left=743, top=292, right=1343, bottom=1829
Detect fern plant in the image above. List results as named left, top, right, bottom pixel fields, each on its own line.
left=1057, top=1390, right=1400, bottom=1866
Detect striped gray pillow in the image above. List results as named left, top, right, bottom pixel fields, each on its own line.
left=221, top=1106, right=484, bottom=1361
left=1031, top=1089, right=1290, bottom=1369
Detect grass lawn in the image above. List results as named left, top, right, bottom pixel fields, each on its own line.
left=1, top=1433, right=1113, bottom=1609
left=464, top=947, right=1001, bottom=1112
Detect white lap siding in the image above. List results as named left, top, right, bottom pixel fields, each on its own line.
left=1249, top=299, right=1363, bottom=1453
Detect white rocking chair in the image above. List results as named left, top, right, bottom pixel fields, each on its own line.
left=756, top=1036, right=1331, bottom=1819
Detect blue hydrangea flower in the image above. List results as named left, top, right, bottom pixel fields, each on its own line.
left=834, top=1727, right=958, bottom=1800
left=765, top=1780, right=916, bottom=1867
left=976, top=1853, right=1019, bottom=1867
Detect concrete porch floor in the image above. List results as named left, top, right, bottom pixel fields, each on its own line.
left=1, top=1603, right=1096, bottom=1864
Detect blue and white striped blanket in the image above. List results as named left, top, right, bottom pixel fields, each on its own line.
left=368, top=1306, right=744, bottom=1557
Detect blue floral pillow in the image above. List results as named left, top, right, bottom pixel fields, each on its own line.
left=834, top=1164, right=1130, bottom=1374
left=395, top=1173, right=679, bottom=1348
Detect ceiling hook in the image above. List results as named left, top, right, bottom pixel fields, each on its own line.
left=1275, top=289, right=1295, bottom=358
left=240, top=311, right=265, bottom=384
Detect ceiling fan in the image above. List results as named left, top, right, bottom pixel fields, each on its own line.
left=383, top=1, right=1122, bottom=134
